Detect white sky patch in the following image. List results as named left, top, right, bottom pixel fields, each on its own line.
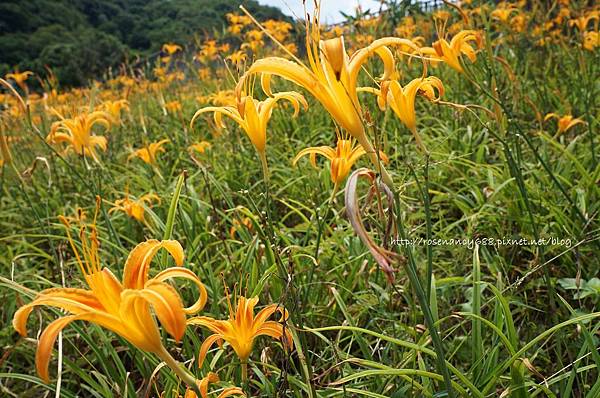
left=257, top=0, right=386, bottom=24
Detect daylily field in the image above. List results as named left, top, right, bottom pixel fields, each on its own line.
left=1, top=0, right=599, bottom=397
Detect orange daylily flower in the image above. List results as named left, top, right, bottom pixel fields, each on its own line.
left=491, top=4, right=518, bottom=24
left=293, top=132, right=388, bottom=193
left=226, top=51, right=248, bottom=69
left=229, top=217, right=253, bottom=239
left=183, top=373, right=245, bottom=398
left=188, top=295, right=292, bottom=378
left=46, top=111, right=112, bottom=162
left=569, top=13, right=599, bottom=32
left=165, top=101, right=183, bottom=114
left=191, top=91, right=307, bottom=176
left=128, top=139, right=170, bottom=165
left=544, top=113, right=585, bottom=135
left=109, top=193, right=160, bottom=223
left=422, top=30, right=483, bottom=73
left=583, top=31, right=599, bottom=51
left=101, top=99, right=129, bottom=125
left=236, top=4, right=421, bottom=186
left=188, top=141, right=212, bottom=155
left=163, top=43, right=183, bottom=55
left=6, top=70, right=33, bottom=90
left=363, top=76, right=444, bottom=149
left=12, top=209, right=208, bottom=383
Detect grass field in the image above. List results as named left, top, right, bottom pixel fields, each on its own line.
left=1, top=1, right=599, bottom=397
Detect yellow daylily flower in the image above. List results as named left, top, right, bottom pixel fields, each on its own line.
left=293, top=132, right=388, bottom=193
left=188, top=295, right=292, bottom=380
left=163, top=43, right=183, bottom=55
left=165, top=100, right=183, bottom=114
left=188, top=141, right=212, bottom=155
left=183, top=372, right=245, bottom=398
left=569, top=13, right=599, bottom=32
left=544, top=113, right=585, bottom=135
left=236, top=5, right=421, bottom=186
left=12, top=210, right=208, bottom=383
left=226, top=51, right=248, bottom=69
left=229, top=217, right=253, bottom=239
left=46, top=111, right=112, bottom=162
left=128, top=139, right=170, bottom=165
left=101, top=99, right=129, bottom=125
left=422, top=30, right=483, bottom=73
left=363, top=76, right=444, bottom=149
left=491, top=5, right=518, bottom=24
left=191, top=91, right=307, bottom=177
left=109, top=193, right=160, bottom=223
left=208, top=90, right=237, bottom=107
left=6, top=70, right=33, bottom=89
left=583, top=31, right=599, bottom=51
left=510, top=15, right=528, bottom=33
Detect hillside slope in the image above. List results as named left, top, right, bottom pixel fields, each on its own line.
left=0, top=0, right=288, bottom=86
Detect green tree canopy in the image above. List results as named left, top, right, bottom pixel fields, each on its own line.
left=0, top=0, right=289, bottom=87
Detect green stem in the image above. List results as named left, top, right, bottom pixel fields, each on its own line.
left=161, top=172, right=186, bottom=265
left=259, top=151, right=269, bottom=184
left=156, top=345, right=201, bottom=396
left=241, top=361, right=248, bottom=384
left=393, top=191, right=455, bottom=398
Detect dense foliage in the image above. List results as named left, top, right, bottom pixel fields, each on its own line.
left=1, top=0, right=599, bottom=397
left=0, top=0, right=288, bottom=86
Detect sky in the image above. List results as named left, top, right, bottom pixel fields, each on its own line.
left=257, top=0, right=386, bottom=24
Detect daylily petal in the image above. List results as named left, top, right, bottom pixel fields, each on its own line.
left=292, top=146, right=336, bottom=166
left=141, top=280, right=187, bottom=342
left=36, top=315, right=79, bottom=382
left=188, top=316, right=229, bottom=335
left=122, top=239, right=185, bottom=289
left=152, top=267, right=208, bottom=314
left=254, top=321, right=293, bottom=348
left=198, top=372, right=220, bottom=397
left=35, top=311, right=127, bottom=382
left=253, top=304, right=289, bottom=327
left=198, top=334, right=224, bottom=368
left=217, top=387, right=246, bottom=398
left=13, top=290, right=104, bottom=336
left=119, top=290, right=163, bottom=352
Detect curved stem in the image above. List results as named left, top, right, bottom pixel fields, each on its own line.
left=156, top=345, right=201, bottom=396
